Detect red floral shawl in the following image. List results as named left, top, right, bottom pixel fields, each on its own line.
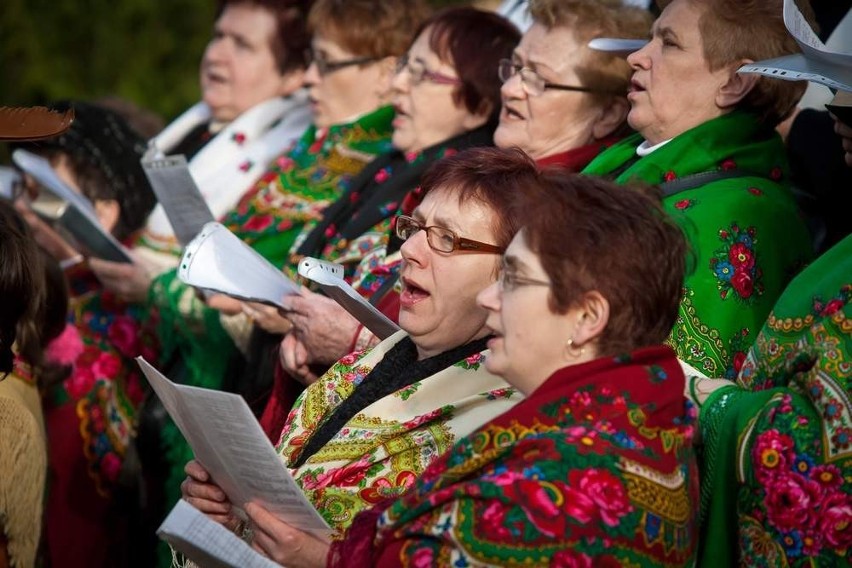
left=329, top=346, right=699, bottom=567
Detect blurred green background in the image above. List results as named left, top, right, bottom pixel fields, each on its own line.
left=1, top=0, right=474, bottom=125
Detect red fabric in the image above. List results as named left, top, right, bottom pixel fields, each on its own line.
left=536, top=136, right=622, bottom=171
left=259, top=363, right=305, bottom=442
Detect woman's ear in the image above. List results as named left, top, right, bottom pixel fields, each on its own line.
left=572, top=290, right=610, bottom=347
left=716, top=60, right=759, bottom=110
left=93, top=199, right=121, bottom=235
left=592, top=97, right=630, bottom=140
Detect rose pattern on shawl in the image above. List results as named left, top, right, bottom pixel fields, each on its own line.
left=709, top=223, right=764, bottom=302
left=569, top=469, right=633, bottom=527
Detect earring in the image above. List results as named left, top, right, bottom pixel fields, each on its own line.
left=564, top=338, right=586, bottom=360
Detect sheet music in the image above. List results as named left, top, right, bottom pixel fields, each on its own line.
left=0, top=166, right=20, bottom=200
left=141, top=155, right=215, bottom=246
left=297, top=257, right=401, bottom=340
left=137, top=357, right=332, bottom=540
left=178, top=222, right=301, bottom=308
left=158, top=500, right=280, bottom=568
left=738, top=1, right=852, bottom=92
left=11, top=149, right=132, bottom=263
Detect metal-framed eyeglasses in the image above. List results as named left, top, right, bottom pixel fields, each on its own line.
left=498, top=58, right=621, bottom=97
left=305, top=49, right=378, bottom=76
left=395, top=214, right=504, bottom=255
left=395, top=54, right=461, bottom=86
left=497, top=262, right=551, bottom=293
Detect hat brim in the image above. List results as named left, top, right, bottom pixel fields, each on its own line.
left=0, top=106, right=74, bottom=141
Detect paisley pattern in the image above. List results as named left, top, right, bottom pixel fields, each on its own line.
left=329, top=346, right=698, bottom=567
left=276, top=331, right=522, bottom=533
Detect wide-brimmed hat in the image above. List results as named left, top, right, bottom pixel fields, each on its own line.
left=0, top=106, right=74, bottom=141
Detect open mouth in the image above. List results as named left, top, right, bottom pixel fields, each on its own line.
left=629, top=79, right=645, bottom=93
left=501, top=104, right=524, bottom=121
left=400, top=277, right=430, bottom=306
left=204, top=69, right=228, bottom=85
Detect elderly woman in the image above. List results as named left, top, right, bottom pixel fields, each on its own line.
left=272, top=0, right=652, bottom=400
left=13, top=101, right=161, bottom=567
left=138, top=0, right=313, bottom=268
left=253, top=6, right=521, bottom=432
left=203, top=167, right=698, bottom=567
left=583, top=0, right=814, bottom=379
left=182, top=148, right=542, bottom=541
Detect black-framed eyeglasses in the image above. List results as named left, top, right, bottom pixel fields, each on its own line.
left=395, top=214, right=504, bottom=255
left=305, top=49, right=378, bottom=76
left=395, top=54, right=461, bottom=86
left=497, top=262, right=551, bottom=293
left=498, top=59, right=622, bottom=97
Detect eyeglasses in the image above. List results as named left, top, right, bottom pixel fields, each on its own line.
left=498, top=59, right=620, bottom=97
left=395, top=214, right=504, bottom=255
left=497, top=264, right=551, bottom=293
left=395, top=54, right=461, bottom=86
left=305, top=49, right=378, bottom=76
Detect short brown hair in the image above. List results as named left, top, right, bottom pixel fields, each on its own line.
left=522, top=173, right=688, bottom=356
left=693, top=0, right=811, bottom=126
left=420, top=8, right=520, bottom=118
left=418, top=147, right=541, bottom=251
left=530, top=0, right=652, bottom=101
left=217, top=0, right=313, bottom=74
left=309, top=0, right=431, bottom=59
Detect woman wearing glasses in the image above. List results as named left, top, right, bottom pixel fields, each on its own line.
left=494, top=0, right=651, bottom=169
left=187, top=158, right=699, bottom=567
left=258, top=7, right=520, bottom=434
left=182, top=148, right=532, bottom=538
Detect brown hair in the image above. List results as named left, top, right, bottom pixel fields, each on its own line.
left=217, top=0, right=314, bottom=74
left=522, top=173, right=688, bottom=356
left=530, top=0, right=652, bottom=103
left=420, top=8, right=520, bottom=118
left=692, top=0, right=811, bottom=126
left=418, top=147, right=541, bottom=251
left=308, top=0, right=431, bottom=59
left=0, top=201, right=44, bottom=375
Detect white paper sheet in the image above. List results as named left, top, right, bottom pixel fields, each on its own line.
left=141, top=155, right=215, bottom=247
left=178, top=222, right=300, bottom=307
left=158, top=500, right=280, bottom=568
left=0, top=166, right=20, bottom=200
left=137, top=357, right=332, bottom=540
left=297, top=257, right=401, bottom=340
left=11, top=149, right=132, bottom=263
left=738, top=1, right=852, bottom=92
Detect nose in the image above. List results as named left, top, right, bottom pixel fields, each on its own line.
left=400, top=228, right=429, bottom=268
left=500, top=68, right=526, bottom=101
left=203, top=36, right=228, bottom=67
left=391, top=64, right=410, bottom=94
left=627, top=42, right=651, bottom=70
left=476, top=280, right=501, bottom=313
left=303, top=61, right=321, bottom=87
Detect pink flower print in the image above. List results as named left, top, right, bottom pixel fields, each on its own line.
left=231, top=132, right=247, bottom=145
left=551, top=550, right=593, bottom=568
left=66, top=366, right=97, bottom=400
left=411, top=547, right=436, bottom=568
left=243, top=214, right=274, bottom=232
left=100, top=452, right=123, bottom=482
left=748, top=187, right=763, bottom=196
left=45, top=324, right=84, bottom=365
left=480, top=501, right=513, bottom=539
left=107, top=315, right=139, bottom=358
left=821, top=299, right=845, bottom=317
left=764, top=473, right=823, bottom=533
left=720, top=158, right=737, bottom=171
left=663, top=170, right=677, bottom=182
left=729, top=242, right=755, bottom=270
left=238, top=159, right=254, bottom=172
left=810, top=464, right=843, bottom=490
left=373, top=168, right=391, bottom=184
left=819, top=492, right=852, bottom=549
left=465, top=353, right=482, bottom=366
left=752, top=429, right=795, bottom=482
left=571, top=469, right=633, bottom=527
left=91, top=352, right=122, bottom=380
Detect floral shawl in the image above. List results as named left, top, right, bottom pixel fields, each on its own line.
left=583, top=111, right=814, bottom=379
left=329, top=346, right=699, bottom=567
left=698, top=233, right=852, bottom=566
left=275, top=331, right=522, bottom=533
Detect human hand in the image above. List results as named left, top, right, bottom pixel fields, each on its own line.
left=246, top=502, right=330, bottom=568
left=279, top=288, right=361, bottom=365
left=89, top=256, right=154, bottom=303
left=278, top=332, right=320, bottom=386
left=13, top=198, right=79, bottom=261
left=180, top=460, right=240, bottom=531
left=206, top=294, right=244, bottom=315
left=242, top=301, right=293, bottom=335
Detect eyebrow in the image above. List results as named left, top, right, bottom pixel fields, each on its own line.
left=512, top=50, right=557, bottom=76
left=654, top=25, right=681, bottom=43
left=432, top=214, right=463, bottom=234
